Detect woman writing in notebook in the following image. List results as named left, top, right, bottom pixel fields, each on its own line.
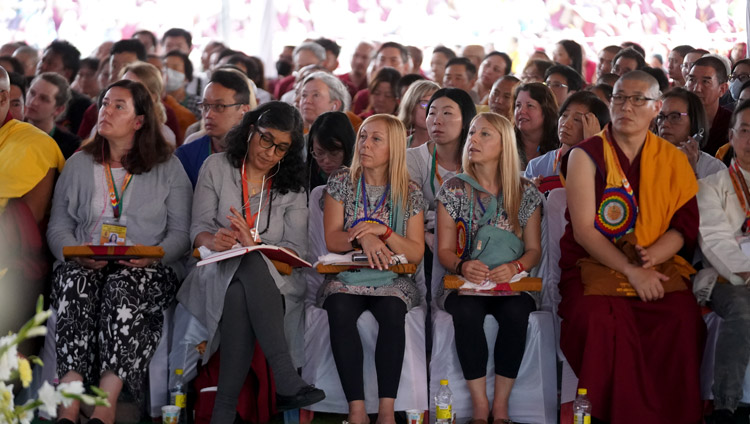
left=177, top=101, right=325, bottom=424
left=322, top=114, right=425, bottom=424
left=435, top=112, right=543, bottom=423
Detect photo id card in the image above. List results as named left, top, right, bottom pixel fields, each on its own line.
left=100, top=221, right=127, bottom=246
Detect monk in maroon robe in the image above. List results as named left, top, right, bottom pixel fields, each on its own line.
left=558, top=71, right=706, bottom=423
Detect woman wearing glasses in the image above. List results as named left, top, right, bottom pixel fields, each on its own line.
left=322, top=114, right=425, bottom=424
left=178, top=101, right=325, bottom=424
left=308, top=111, right=356, bottom=190
left=657, top=88, right=726, bottom=179
left=397, top=80, right=440, bottom=148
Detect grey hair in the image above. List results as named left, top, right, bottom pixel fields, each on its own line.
left=301, top=71, right=351, bottom=111
left=617, top=70, right=661, bottom=99
left=0, top=65, right=8, bottom=91
left=294, top=42, right=326, bottom=63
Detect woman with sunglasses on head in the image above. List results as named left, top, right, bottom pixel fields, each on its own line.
left=397, top=80, right=440, bottom=148
left=322, top=114, right=425, bottom=424
left=657, top=87, right=726, bottom=179
left=178, top=102, right=325, bottom=424
left=435, top=112, right=543, bottom=424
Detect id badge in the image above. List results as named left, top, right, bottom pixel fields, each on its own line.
left=100, top=219, right=127, bottom=246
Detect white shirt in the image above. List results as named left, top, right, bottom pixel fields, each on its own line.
left=696, top=151, right=726, bottom=180
left=697, top=165, right=750, bottom=286
left=406, top=143, right=459, bottom=232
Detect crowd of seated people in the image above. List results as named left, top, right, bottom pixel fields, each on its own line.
left=2, top=28, right=750, bottom=424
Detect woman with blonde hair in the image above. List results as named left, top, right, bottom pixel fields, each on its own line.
left=322, top=114, right=425, bottom=424
left=397, top=80, right=440, bottom=148
left=435, top=112, right=543, bottom=423
left=118, top=61, right=177, bottom=145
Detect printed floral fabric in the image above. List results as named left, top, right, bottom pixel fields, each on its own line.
left=51, top=261, right=178, bottom=398
left=319, top=168, right=426, bottom=308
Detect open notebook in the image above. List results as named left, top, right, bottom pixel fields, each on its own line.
left=197, top=244, right=311, bottom=268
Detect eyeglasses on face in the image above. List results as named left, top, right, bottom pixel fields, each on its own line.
left=251, top=128, right=290, bottom=156
left=545, top=81, right=569, bottom=89
left=197, top=102, right=246, bottom=113
left=610, top=94, right=656, bottom=107
left=656, top=111, right=689, bottom=125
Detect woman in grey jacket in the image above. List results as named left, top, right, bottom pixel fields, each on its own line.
left=47, top=80, right=192, bottom=424
left=177, top=102, right=324, bottom=424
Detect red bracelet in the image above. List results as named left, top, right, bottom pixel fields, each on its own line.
left=512, top=260, right=525, bottom=273
left=380, top=226, right=393, bottom=242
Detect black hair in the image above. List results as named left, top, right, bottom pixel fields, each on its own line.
left=247, top=56, right=266, bottom=89
left=111, top=39, right=147, bottom=61
left=671, top=45, right=695, bottom=59
left=80, top=57, right=100, bottom=73
left=307, top=111, right=356, bottom=189
left=276, top=60, right=292, bottom=77
left=739, top=79, right=750, bottom=97
left=397, top=73, right=426, bottom=95
left=585, top=83, right=613, bottom=101
left=732, top=58, right=750, bottom=74
left=661, top=87, right=709, bottom=149
left=426, top=88, right=478, bottom=162
left=314, top=38, right=341, bottom=58
left=132, top=30, right=157, bottom=49
left=378, top=42, right=409, bottom=65
left=8, top=71, right=26, bottom=101
left=613, top=47, right=646, bottom=72
left=208, top=68, right=251, bottom=105
left=692, top=56, right=729, bottom=84
left=558, top=90, right=611, bottom=129
left=621, top=41, right=646, bottom=58
left=544, top=64, right=585, bottom=92
left=433, top=46, right=457, bottom=61
left=45, top=40, right=82, bottom=82
left=557, top=40, right=584, bottom=76
left=164, top=50, right=193, bottom=82
left=217, top=49, right=243, bottom=62
left=161, top=28, right=193, bottom=49
left=524, top=59, right=554, bottom=79
left=445, top=57, right=477, bottom=80
left=722, top=99, right=750, bottom=166
left=225, top=101, right=306, bottom=195
left=368, top=67, right=402, bottom=106
left=226, top=54, right=260, bottom=85
left=642, top=66, right=670, bottom=92
left=484, top=51, right=513, bottom=75
left=0, top=56, right=24, bottom=75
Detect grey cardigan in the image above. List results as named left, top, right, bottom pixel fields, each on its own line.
left=47, top=152, right=193, bottom=278
left=177, top=153, right=309, bottom=367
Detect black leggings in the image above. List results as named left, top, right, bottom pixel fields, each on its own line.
left=323, top=293, right=407, bottom=401
left=211, top=252, right=306, bottom=424
left=444, top=291, right=535, bottom=380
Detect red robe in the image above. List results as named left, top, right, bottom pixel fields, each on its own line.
left=558, top=136, right=706, bottom=423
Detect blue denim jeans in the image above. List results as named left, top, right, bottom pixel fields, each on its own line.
left=711, top=282, right=750, bottom=411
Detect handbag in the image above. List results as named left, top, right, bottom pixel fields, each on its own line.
left=470, top=225, right=524, bottom=269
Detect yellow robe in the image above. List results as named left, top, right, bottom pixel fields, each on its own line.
left=0, top=119, right=65, bottom=213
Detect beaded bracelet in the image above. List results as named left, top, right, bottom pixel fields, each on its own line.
left=380, top=226, right=393, bottom=242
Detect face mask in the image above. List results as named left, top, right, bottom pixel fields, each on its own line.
left=164, top=67, right=186, bottom=92
left=730, top=78, right=744, bottom=100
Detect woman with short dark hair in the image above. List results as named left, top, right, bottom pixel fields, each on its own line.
left=308, top=111, right=356, bottom=190
left=360, top=67, right=401, bottom=119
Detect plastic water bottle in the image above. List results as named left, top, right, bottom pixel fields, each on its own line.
left=435, top=379, right=454, bottom=424
left=573, top=388, right=592, bottom=424
left=169, top=368, right=186, bottom=423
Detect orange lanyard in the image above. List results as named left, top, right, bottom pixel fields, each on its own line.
left=104, top=162, right=132, bottom=220
left=241, top=163, right=272, bottom=228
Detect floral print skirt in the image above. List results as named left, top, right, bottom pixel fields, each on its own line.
left=51, top=261, right=178, bottom=397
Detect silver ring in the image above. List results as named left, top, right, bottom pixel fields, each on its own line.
left=376, top=251, right=383, bottom=255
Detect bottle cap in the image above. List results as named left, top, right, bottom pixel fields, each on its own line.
left=175, top=369, right=183, bottom=375
left=578, top=388, right=587, bottom=395
left=440, top=379, right=448, bottom=385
